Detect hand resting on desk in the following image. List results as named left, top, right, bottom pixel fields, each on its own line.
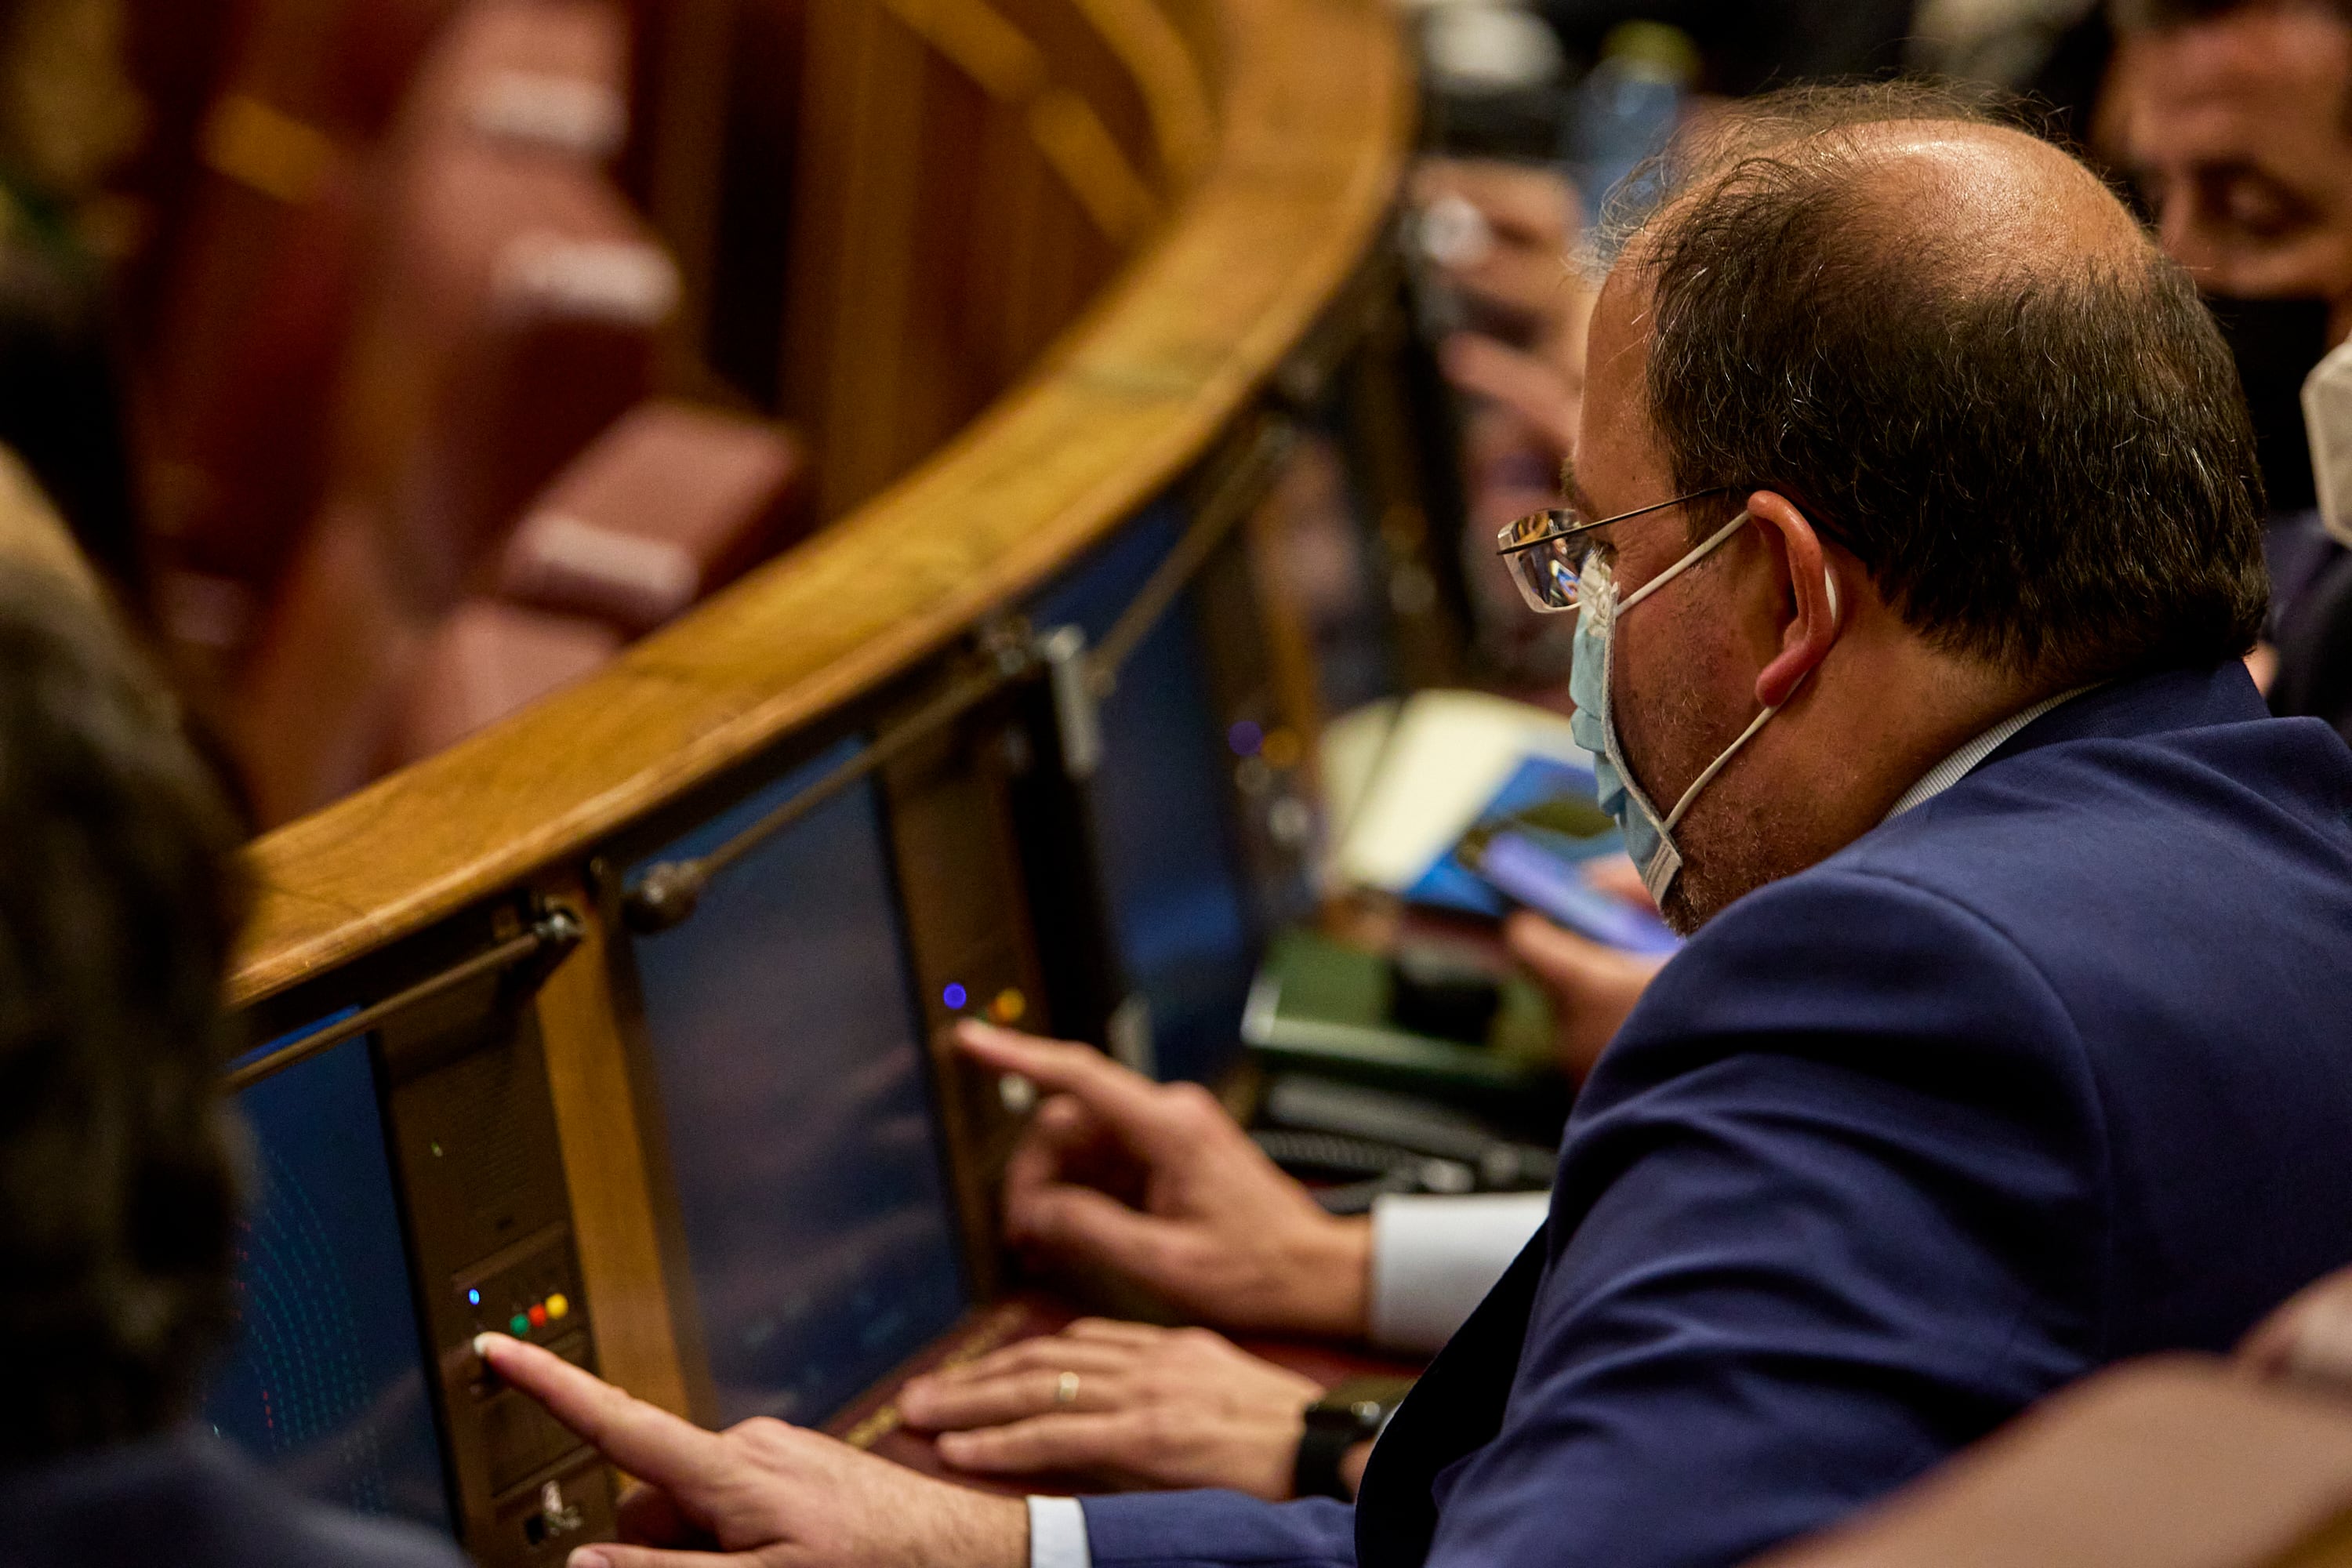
left=956, top=1022, right=1373, bottom=1338
left=899, top=1318, right=1323, bottom=1500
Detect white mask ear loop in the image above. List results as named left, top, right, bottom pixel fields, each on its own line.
left=1657, top=557, right=1842, bottom=835
left=1617, top=510, right=1751, bottom=615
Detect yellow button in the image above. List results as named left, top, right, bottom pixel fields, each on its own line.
left=991, top=988, right=1027, bottom=1024
left=544, top=1293, right=570, bottom=1322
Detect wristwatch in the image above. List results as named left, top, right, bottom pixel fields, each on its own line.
left=1294, top=1375, right=1414, bottom=1501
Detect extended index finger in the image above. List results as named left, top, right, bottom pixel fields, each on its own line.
left=954, top=1022, right=1189, bottom=1160
left=476, top=1333, right=727, bottom=1493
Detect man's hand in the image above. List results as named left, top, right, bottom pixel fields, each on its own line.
left=898, top=1319, right=1322, bottom=1500
left=1414, top=157, right=1591, bottom=463
left=956, top=1022, right=1373, bottom=1338
left=474, top=1333, right=1026, bottom=1568
left=2238, top=1265, right=2352, bottom=1394
left=1504, top=911, right=1665, bottom=1079
left=1413, top=158, right=1583, bottom=325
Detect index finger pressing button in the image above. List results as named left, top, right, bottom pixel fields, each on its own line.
left=474, top=1334, right=729, bottom=1499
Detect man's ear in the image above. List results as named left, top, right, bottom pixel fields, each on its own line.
left=1743, top=490, right=1842, bottom=709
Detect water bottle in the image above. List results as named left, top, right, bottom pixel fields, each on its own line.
left=1568, top=21, right=1698, bottom=230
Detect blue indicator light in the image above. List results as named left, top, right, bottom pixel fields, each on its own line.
left=1228, top=720, right=1264, bottom=757
left=942, top=982, right=968, bottom=1011
left=467, top=1288, right=481, bottom=1306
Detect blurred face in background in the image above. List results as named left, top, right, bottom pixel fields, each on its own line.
left=2114, top=5, right=2352, bottom=337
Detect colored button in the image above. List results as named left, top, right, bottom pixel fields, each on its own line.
left=509, top=1312, right=531, bottom=1337
left=527, top=1303, right=549, bottom=1329
left=990, top=988, right=1026, bottom=1024
left=545, top=1293, right=570, bottom=1322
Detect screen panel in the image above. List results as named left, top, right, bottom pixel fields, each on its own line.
left=1032, top=502, right=1259, bottom=1084
left=205, top=1031, right=452, bottom=1532
left=627, top=740, right=969, bottom=1426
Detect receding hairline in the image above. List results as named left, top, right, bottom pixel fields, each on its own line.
left=1835, top=122, right=2153, bottom=281
left=1606, top=109, right=2159, bottom=304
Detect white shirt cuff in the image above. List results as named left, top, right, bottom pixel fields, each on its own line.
left=1029, top=1494, right=1092, bottom=1568
left=1367, top=1191, right=1549, bottom=1354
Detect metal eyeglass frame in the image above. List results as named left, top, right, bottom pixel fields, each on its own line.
left=1493, top=485, right=1734, bottom=613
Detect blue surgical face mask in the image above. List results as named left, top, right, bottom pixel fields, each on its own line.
left=1568, top=511, right=1837, bottom=906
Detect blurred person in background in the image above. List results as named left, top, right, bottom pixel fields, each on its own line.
left=2108, top=0, right=2352, bottom=736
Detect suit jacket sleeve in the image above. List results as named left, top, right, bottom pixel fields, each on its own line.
left=1082, top=1493, right=1356, bottom=1568
left=1417, top=866, right=2113, bottom=1568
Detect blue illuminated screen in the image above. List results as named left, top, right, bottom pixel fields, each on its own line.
left=1033, top=503, right=1258, bottom=1083
left=628, top=743, right=967, bottom=1425
left=204, top=1033, right=451, bottom=1531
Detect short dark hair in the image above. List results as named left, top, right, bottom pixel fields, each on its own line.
left=0, top=560, right=247, bottom=1463
left=1620, top=83, right=2270, bottom=687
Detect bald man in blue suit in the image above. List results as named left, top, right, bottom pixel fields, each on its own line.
left=477, top=85, right=2352, bottom=1568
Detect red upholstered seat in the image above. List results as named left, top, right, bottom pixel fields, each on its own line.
left=496, top=400, right=811, bottom=633
left=390, top=597, right=622, bottom=764
left=337, top=137, right=677, bottom=601
left=142, top=0, right=622, bottom=608
left=157, top=0, right=684, bottom=815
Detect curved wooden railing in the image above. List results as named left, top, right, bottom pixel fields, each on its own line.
left=230, top=0, right=1410, bottom=1005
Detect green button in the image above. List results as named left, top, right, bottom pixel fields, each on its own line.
left=509, top=1313, right=531, bottom=1337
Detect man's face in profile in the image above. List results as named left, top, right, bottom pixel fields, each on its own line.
left=2116, top=6, right=2352, bottom=327
left=1571, top=261, right=1783, bottom=931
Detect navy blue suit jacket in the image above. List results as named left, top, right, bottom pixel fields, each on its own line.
left=0, top=1427, right=466, bottom=1568
left=1082, top=665, right=2352, bottom=1568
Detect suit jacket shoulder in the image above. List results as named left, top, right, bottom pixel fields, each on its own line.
left=0, top=1428, right=469, bottom=1568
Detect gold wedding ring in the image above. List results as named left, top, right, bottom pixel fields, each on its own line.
left=1054, top=1370, right=1080, bottom=1406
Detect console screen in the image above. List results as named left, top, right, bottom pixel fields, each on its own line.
left=1033, top=503, right=1259, bottom=1083
left=628, top=742, right=968, bottom=1425
left=205, top=1031, right=452, bottom=1531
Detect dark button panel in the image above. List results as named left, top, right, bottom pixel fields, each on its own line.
left=379, top=981, right=615, bottom=1567
left=477, top=1331, right=593, bottom=1495
left=493, top=1454, right=616, bottom=1563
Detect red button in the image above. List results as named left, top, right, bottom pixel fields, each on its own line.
left=527, top=1303, right=549, bottom=1329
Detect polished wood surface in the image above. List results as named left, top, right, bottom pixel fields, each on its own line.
left=531, top=877, right=699, bottom=1419
left=638, top=0, right=1214, bottom=517
left=230, top=0, right=1410, bottom=1007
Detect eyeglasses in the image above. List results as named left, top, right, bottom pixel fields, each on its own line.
left=1494, top=486, right=1733, bottom=613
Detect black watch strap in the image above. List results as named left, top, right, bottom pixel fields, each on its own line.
left=1294, top=1420, right=1360, bottom=1501
left=1294, top=1376, right=1414, bottom=1501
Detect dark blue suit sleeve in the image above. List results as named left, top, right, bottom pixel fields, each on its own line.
left=1421, top=867, right=2113, bottom=1568
left=1083, top=1493, right=1356, bottom=1568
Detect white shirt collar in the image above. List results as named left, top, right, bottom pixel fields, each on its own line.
left=1882, top=685, right=2097, bottom=822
